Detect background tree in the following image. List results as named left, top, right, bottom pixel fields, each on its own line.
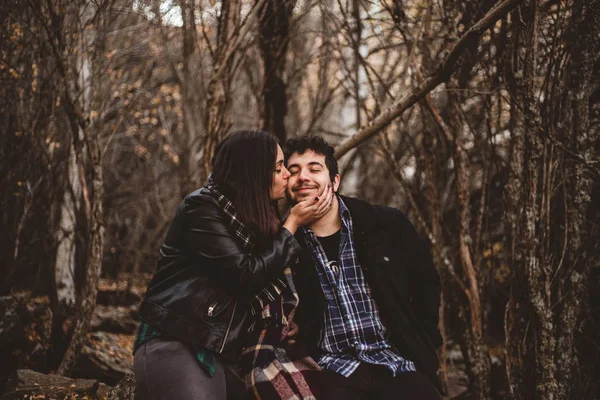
left=1, top=0, right=598, bottom=398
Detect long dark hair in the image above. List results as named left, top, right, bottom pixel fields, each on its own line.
left=211, top=130, right=280, bottom=237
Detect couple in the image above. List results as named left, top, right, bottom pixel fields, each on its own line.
left=133, top=130, right=443, bottom=400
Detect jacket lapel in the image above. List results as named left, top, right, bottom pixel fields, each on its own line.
left=339, top=195, right=378, bottom=270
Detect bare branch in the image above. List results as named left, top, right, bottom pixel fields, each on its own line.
left=334, top=0, right=523, bottom=159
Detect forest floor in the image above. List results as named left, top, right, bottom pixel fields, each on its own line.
left=1, top=275, right=470, bottom=399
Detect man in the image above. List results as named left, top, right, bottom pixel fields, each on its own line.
left=284, top=136, right=443, bottom=399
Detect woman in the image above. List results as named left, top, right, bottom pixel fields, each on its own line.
left=133, top=130, right=332, bottom=400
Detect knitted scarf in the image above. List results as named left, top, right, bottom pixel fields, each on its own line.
left=204, top=181, right=321, bottom=399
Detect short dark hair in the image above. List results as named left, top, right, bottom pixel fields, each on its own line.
left=283, top=135, right=338, bottom=182
left=211, top=130, right=280, bottom=237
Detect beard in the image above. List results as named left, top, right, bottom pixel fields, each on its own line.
left=286, top=180, right=332, bottom=205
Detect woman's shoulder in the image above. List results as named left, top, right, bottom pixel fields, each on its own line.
left=184, top=187, right=215, bottom=201
left=180, top=188, right=222, bottom=215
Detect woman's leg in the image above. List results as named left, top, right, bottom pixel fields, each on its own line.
left=134, top=338, right=226, bottom=400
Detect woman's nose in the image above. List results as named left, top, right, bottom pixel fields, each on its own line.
left=282, top=166, right=291, bottom=179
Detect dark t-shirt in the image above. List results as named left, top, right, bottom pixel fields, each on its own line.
left=316, top=230, right=341, bottom=277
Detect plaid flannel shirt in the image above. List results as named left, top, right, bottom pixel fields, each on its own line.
left=301, top=197, right=416, bottom=377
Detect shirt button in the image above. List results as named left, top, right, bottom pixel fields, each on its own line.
left=383, top=256, right=390, bottom=262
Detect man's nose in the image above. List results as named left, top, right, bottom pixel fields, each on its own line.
left=297, top=169, right=309, bottom=181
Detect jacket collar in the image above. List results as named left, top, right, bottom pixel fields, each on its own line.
left=338, top=195, right=380, bottom=234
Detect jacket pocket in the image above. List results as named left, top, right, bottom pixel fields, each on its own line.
left=200, top=289, right=234, bottom=318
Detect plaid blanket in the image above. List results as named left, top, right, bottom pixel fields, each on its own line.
left=204, top=180, right=321, bottom=399
left=240, top=314, right=323, bottom=400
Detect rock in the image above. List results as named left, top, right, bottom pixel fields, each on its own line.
left=71, top=332, right=134, bottom=386
left=0, top=296, right=25, bottom=348
left=96, top=290, right=142, bottom=308
left=1, top=369, right=111, bottom=399
left=0, top=295, right=53, bottom=394
left=107, top=374, right=136, bottom=400
left=446, top=363, right=469, bottom=399
left=90, top=305, right=138, bottom=334
left=96, top=278, right=144, bottom=308
left=0, top=296, right=25, bottom=393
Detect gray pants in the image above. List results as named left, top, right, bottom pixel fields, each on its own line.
left=134, top=338, right=226, bottom=400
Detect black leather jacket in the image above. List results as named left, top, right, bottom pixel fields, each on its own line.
left=139, top=188, right=302, bottom=360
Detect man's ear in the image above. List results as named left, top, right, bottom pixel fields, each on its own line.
left=333, top=174, right=341, bottom=192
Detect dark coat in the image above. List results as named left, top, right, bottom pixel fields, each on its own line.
left=293, top=195, right=443, bottom=389
left=139, top=188, right=302, bottom=360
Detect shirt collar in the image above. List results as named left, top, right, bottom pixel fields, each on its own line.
left=338, top=196, right=352, bottom=229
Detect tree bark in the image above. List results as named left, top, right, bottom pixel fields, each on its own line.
left=54, top=141, right=80, bottom=309
left=504, top=5, right=528, bottom=397
left=422, top=93, right=491, bottom=399
left=58, top=135, right=104, bottom=376
left=178, top=0, right=204, bottom=195
left=48, top=0, right=106, bottom=376
left=258, top=0, right=295, bottom=141
left=351, top=0, right=362, bottom=131
left=554, top=2, right=599, bottom=398
left=201, top=0, right=266, bottom=178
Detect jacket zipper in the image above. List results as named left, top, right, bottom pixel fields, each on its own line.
left=207, top=299, right=219, bottom=316
left=219, top=300, right=237, bottom=353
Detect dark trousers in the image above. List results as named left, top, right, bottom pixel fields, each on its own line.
left=134, top=338, right=227, bottom=400
left=321, top=363, right=442, bottom=400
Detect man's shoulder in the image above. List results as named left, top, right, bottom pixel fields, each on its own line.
left=341, top=195, right=425, bottom=248
left=341, top=195, right=405, bottom=218
left=340, top=195, right=409, bottom=229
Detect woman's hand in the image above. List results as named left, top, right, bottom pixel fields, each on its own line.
left=287, top=321, right=300, bottom=337
left=283, top=185, right=334, bottom=234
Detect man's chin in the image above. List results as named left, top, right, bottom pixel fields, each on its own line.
left=286, top=191, right=310, bottom=204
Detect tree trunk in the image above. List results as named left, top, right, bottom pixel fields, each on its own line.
left=421, top=131, right=449, bottom=392
left=423, top=92, right=491, bottom=399
left=351, top=0, right=361, bottom=131
left=58, top=138, right=104, bottom=376
left=201, top=0, right=241, bottom=178
left=554, top=2, right=599, bottom=398
left=54, top=141, right=80, bottom=309
left=258, top=0, right=295, bottom=141
left=55, top=0, right=105, bottom=376
left=504, top=5, right=528, bottom=397
left=503, top=2, right=583, bottom=399
left=179, top=0, right=204, bottom=195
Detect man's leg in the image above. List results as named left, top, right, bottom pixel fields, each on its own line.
left=134, top=338, right=226, bottom=400
left=320, top=364, right=375, bottom=400
left=380, top=371, right=442, bottom=400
